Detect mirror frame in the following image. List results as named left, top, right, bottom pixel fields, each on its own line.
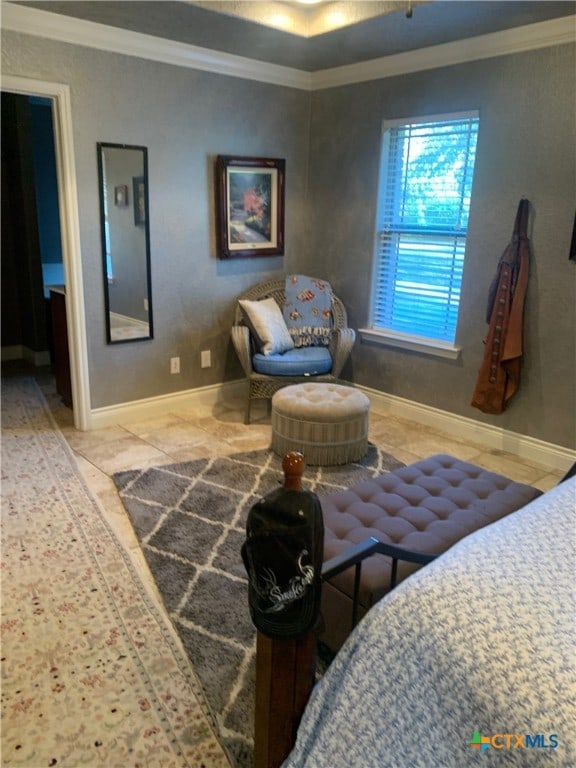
left=97, top=142, right=153, bottom=344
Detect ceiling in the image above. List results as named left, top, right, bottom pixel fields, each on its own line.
left=12, top=1, right=576, bottom=71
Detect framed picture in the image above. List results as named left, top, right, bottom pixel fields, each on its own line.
left=114, top=184, right=128, bottom=207
left=133, top=175, right=146, bottom=225
left=216, top=156, right=285, bottom=258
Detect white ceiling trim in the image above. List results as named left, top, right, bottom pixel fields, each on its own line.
left=1, top=3, right=312, bottom=90
left=2, top=3, right=574, bottom=92
left=312, top=15, right=576, bottom=89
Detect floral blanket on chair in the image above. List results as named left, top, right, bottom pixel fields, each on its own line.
left=283, top=275, right=333, bottom=347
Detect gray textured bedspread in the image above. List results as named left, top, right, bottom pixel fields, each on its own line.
left=284, top=478, right=576, bottom=767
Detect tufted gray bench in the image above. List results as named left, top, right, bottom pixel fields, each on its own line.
left=319, top=453, right=543, bottom=651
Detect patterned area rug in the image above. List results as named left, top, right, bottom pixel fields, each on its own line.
left=1, top=378, right=229, bottom=768
left=112, top=445, right=404, bottom=767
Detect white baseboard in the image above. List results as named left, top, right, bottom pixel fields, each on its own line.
left=109, top=311, right=148, bottom=329
left=89, top=380, right=246, bottom=430
left=88, top=378, right=574, bottom=472
left=2, top=345, right=51, bottom=366
left=357, top=383, right=575, bottom=473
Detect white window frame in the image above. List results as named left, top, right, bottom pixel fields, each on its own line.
left=360, top=110, right=480, bottom=360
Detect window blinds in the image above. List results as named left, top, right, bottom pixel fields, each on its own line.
left=372, top=112, right=479, bottom=343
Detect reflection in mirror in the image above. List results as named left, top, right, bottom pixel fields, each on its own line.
left=97, top=142, right=153, bottom=343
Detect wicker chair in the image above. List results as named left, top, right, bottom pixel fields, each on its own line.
left=231, top=278, right=356, bottom=423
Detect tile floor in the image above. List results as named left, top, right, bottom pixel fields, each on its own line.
left=3, top=362, right=565, bottom=598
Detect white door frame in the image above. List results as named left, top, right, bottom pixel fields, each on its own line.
left=2, top=74, right=90, bottom=430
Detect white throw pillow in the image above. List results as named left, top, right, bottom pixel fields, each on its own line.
left=239, top=298, right=294, bottom=356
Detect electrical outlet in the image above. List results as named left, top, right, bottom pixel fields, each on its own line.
left=201, top=350, right=211, bottom=368
left=170, top=357, right=180, bottom=374
left=144, top=298, right=149, bottom=311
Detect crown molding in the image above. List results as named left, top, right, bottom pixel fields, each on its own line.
left=311, top=15, right=576, bottom=89
left=2, top=4, right=574, bottom=92
left=1, top=3, right=312, bottom=90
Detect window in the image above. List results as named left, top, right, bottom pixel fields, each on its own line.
left=367, top=111, right=479, bottom=356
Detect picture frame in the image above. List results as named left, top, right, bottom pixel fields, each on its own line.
left=133, top=175, right=146, bottom=225
left=114, top=184, right=128, bottom=207
left=215, top=155, right=285, bottom=258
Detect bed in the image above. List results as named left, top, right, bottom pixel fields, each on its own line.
left=282, top=477, right=576, bottom=767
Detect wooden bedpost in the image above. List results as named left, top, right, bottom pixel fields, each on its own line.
left=253, top=452, right=317, bottom=768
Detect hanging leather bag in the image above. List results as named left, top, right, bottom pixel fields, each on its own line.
left=471, top=199, right=531, bottom=415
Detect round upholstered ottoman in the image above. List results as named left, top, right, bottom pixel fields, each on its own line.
left=271, top=383, right=370, bottom=466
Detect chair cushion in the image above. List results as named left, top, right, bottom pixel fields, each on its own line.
left=283, top=275, right=332, bottom=347
left=239, top=297, right=294, bottom=356
left=252, top=346, right=332, bottom=376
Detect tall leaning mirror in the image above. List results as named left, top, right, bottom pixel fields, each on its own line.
left=97, top=142, right=153, bottom=343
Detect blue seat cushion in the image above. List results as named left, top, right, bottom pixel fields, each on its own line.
left=252, top=346, right=332, bottom=376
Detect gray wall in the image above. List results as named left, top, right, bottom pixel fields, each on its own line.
left=2, top=31, right=312, bottom=408
left=308, top=45, right=576, bottom=449
left=2, top=30, right=575, bottom=448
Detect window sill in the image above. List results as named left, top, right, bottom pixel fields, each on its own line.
left=358, top=328, right=462, bottom=360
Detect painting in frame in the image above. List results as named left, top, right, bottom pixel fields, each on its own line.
left=216, top=156, right=285, bottom=259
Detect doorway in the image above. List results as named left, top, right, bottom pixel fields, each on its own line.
left=1, top=75, right=90, bottom=430
left=1, top=93, right=62, bottom=372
